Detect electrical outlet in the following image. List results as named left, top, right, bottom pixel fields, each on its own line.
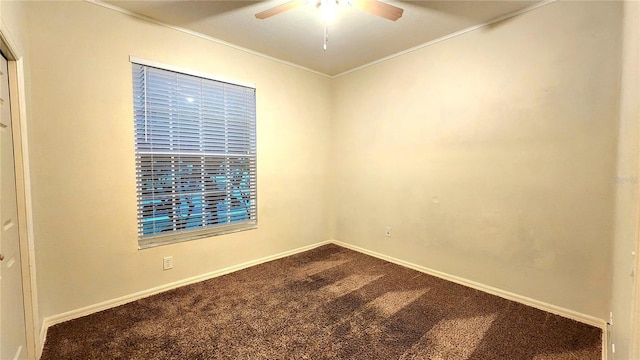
left=163, top=256, right=173, bottom=270
left=385, top=227, right=392, bottom=237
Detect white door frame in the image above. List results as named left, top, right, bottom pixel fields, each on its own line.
left=0, top=21, right=38, bottom=360
left=634, top=219, right=640, bottom=359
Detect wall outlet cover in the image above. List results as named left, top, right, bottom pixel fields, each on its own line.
left=163, top=256, right=173, bottom=270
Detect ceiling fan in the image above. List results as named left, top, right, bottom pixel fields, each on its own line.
left=255, top=0, right=404, bottom=22
left=255, top=0, right=403, bottom=50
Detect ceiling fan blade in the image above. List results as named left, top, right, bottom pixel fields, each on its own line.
left=255, top=0, right=304, bottom=19
left=355, top=0, right=403, bottom=21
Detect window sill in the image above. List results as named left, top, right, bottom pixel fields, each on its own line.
left=138, top=222, right=257, bottom=249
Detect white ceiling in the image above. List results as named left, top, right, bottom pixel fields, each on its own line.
left=101, top=0, right=541, bottom=76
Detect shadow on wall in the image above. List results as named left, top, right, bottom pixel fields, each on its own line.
left=398, top=0, right=541, bottom=30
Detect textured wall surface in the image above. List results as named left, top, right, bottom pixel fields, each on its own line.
left=25, top=1, right=332, bottom=325
left=331, top=1, right=622, bottom=319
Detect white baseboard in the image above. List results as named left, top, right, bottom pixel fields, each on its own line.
left=38, top=238, right=607, bottom=359
left=38, top=240, right=332, bottom=358
left=12, top=346, right=22, bottom=360
left=603, top=322, right=609, bottom=360
left=37, top=324, right=46, bottom=359
left=331, top=240, right=607, bottom=329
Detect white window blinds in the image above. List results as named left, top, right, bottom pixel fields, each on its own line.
left=132, top=60, right=257, bottom=248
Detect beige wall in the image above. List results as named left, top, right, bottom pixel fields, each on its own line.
left=331, top=1, right=622, bottom=319
left=0, top=0, right=27, bottom=57
left=610, top=1, right=640, bottom=358
left=24, top=0, right=332, bottom=327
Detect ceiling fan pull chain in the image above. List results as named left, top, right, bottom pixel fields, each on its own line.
left=324, top=24, right=328, bottom=50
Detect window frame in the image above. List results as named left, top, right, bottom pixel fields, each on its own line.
left=130, top=56, right=257, bottom=249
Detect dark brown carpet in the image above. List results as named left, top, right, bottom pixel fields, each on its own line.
left=41, top=244, right=601, bottom=359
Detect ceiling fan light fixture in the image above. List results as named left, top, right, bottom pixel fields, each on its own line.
left=255, top=0, right=403, bottom=50
left=320, top=0, right=339, bottom=23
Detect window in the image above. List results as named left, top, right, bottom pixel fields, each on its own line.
left=132, top=58, right=257, bottom=248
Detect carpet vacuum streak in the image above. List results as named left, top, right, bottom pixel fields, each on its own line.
left=41, top=244, right=602, bottom=359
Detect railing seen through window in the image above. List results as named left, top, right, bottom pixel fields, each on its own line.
left=132, top=59, right=257, bottom=247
